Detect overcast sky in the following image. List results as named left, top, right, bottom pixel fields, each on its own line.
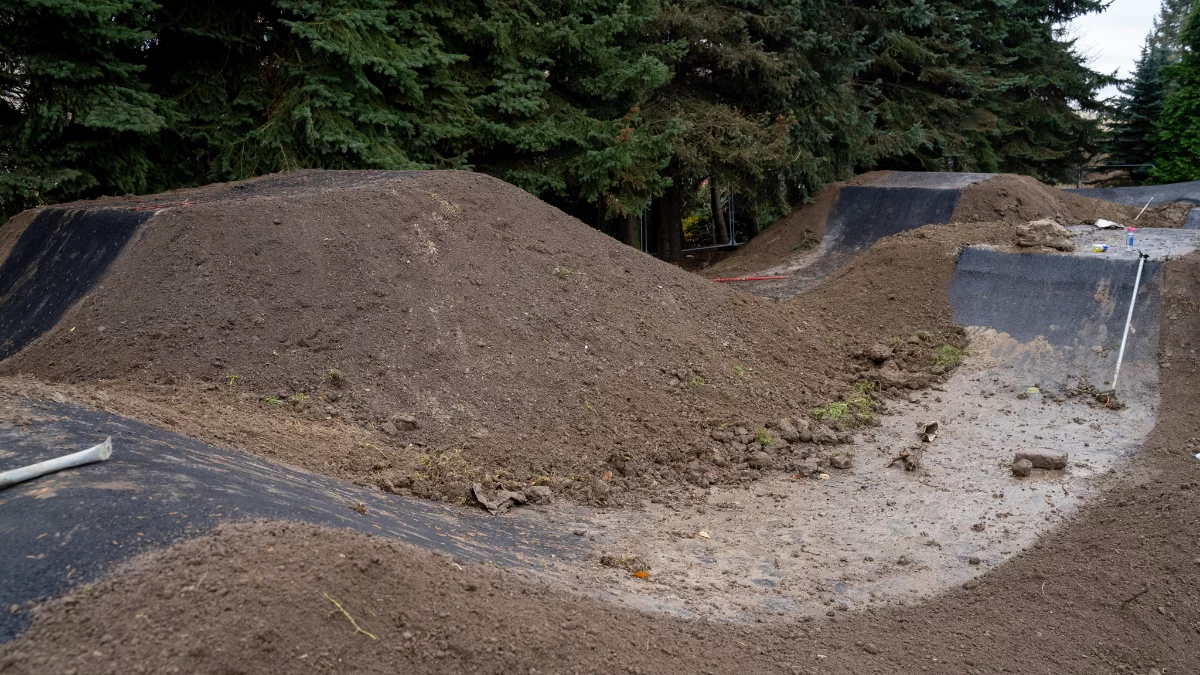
left=1069, top=0, right=1160, bottom=101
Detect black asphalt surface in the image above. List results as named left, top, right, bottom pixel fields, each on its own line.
left=0, top=208, right=152, bottom=359
left=824, top=186, right=962, bottom=251
left=949, top=247, right=1162, bottom=389
left=0, top=400, right=586, bottom=642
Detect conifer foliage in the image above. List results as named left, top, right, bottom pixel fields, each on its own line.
left=1, top=0, right=1114, bottom=241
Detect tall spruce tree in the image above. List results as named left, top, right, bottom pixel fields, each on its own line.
left=1154, top=4, right=1200, bottom=182
left=1106, top=42, right=1169, bottom=182
left=0, top=0, right=168, bottom=214
left=983, top=0, right=1112, bottom=183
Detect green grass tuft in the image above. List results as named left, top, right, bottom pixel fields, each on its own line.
left=931, top=345, right=964, bottom=374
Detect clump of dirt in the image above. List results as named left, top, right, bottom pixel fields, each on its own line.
left=952, top=174, right=1190, bottom=228
left=705, top=172, right=891, bottom=277
left=0, top=170, right=956, bottom=507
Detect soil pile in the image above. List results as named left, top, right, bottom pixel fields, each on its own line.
left=0, top=170, right=959, bottom=505
left=952, top=173, right=1190, bottom=227
left=3, top=253, right=1197, bottom=675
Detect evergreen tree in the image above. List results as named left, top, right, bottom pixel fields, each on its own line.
left=1154, top=4, right=1200, bottom=182
left=1106, top=42, right=1168, bottom=182
left=0, top=0, right=168, bottom=214
left=1153, top=0, right=1195, bottom=53
left=983, top=0, right=1113, bottom=183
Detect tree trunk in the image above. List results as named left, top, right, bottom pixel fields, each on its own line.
left=657, top=182, right=683, bottom=262
left=710, top=181, right=729, bottom=245
left=622, top=213, right=638, bottom=248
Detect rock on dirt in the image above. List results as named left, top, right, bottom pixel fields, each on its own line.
left=1012, top=458, right=1034, bottom=477
left=524, top=485, right=553, bottom=505
left=1014, top=451, right=1068, bottom=470
left=830, top=454, right=853, bottom=470
left=1015, top=219, right=1075, bottom=252
left=748, top=451, right=773, bottom=470
left=868, top=343, right=894, bottom=363
left=773, top=418, right=802, bottom=442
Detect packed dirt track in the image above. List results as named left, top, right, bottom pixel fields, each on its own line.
left=1, top=169, right=1199, bottom=673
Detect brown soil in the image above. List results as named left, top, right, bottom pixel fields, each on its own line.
left=952, top=174, right=1191, bottom=228
left=2, top=248, right=1197, bottom=674
left=705, top=172, right=891, bottom=277
left=0, top=170, right=963, bottom=507
left=3, top=233, right=1197, bottom=675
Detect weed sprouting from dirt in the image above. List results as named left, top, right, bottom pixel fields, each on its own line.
left=812, top=386, right=880, bottom=429
left=931, top=345, right=964, bottom=374
left=732, top=365, right=746, bottom=378
left=915, top=330, right=932, bottom=340
left=554, top=265, right=572, bottom=279
left=792, top=231, right=818, bottom=252
left=226, top=374, right=241, bottom=386
left=266, top=396, right=285, bottom=406
left=689, top=375, right=706, bottom=387
left=755, top=428, right=774, bottom=445
left=414, top=448, right=475, bottom=482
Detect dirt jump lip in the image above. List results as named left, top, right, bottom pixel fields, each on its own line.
left=0, top=399, right=586, bottom=643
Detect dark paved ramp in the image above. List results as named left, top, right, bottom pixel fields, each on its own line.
left=824, top=186, right=962, bottom=251
left=0, top=400, right=584, bottom=642
left=949, top=248, right=1162, bottom=391
left=1066, top=181, right=1200, bottom=207
left=0, top=209, right=152, bottom=359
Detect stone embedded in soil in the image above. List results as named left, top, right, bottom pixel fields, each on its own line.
left=524, top=485, right=553, bottom=505
left=748, top=451, right=773, bottom=470
left=1012, top=458, right=1034, bottom=477
left=969, top=556, right=981, bottom=565
left=830, top=454, right=853, bottom=470
left=1014, top=450, right=1068, bottom=470
left=1015, top=218, right=1075, bottom=252
left=868, top=343, right=894, bottom=363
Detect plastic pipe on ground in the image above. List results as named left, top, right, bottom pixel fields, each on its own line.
left=0, top=437, right=113, bottom=489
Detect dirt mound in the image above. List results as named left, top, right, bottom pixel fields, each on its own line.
left=704, top=172, right=891, bottom=277
left=952, top=173, right=1190, bottom=228
left=0, top=170, right=962, bottom=506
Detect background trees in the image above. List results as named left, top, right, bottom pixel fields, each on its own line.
left=1, top=0, right=1115, bottom=250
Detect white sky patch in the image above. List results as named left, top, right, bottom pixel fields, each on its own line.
left=1068, top=0, right=1160, bottom=101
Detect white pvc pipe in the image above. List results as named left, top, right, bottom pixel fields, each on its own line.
left=1111, top=255, right=1146, bottom=393
left=0, top=437, right=113, bottom=489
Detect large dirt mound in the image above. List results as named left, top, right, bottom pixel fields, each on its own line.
left=952, top=173, right=1190, bottom=227
left=0, top=170, right=963, bottom=505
